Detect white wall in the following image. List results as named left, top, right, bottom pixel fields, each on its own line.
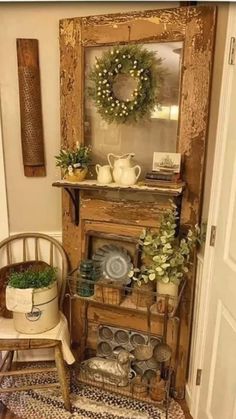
left=0, top=1, right=177, bottom=234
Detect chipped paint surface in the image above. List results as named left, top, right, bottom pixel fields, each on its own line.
left=60, top=19, right=80, bottom=47
left=59, top=6, right=216, bottom=395
left=81, top=7, right=186, bottom=25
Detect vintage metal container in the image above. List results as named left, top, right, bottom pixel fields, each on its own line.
left=13, top=281, right=59, bottom=334
left=97, top=324, right=162, bottom=378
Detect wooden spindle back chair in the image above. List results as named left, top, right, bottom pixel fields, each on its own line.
left=0, top=233, right=71, bottom=411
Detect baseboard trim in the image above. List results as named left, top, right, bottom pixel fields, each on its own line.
left=185, top=384, right=192, bottom=411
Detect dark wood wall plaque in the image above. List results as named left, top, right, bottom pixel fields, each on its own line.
left=17, top=38, right=46, bottom=177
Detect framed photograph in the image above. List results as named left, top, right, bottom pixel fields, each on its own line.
left=152, top=152, right=181, bottom=173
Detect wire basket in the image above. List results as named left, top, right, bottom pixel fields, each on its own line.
left=94, top=280, right=123, bottom=305
left=131, top=281, right=155, bottom=308
left=76, top=362, right=173, bottom=409
left=68, top=271, right=186, bottom=318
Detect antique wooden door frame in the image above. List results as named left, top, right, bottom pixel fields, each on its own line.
left=0, top=94, right=9, bottom=240
left=59, top=5, right=216, bottom=396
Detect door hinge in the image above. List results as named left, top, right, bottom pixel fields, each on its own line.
left=229, top=37, right=235, bottom=65
left=210, top=225, right=217, bottom=247
left=196, top=369, right=202, bottom=386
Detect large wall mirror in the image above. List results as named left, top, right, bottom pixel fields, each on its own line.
left=85, top=41, right=183, bottom=175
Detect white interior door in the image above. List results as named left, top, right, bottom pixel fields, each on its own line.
left=198, top=9, right=236, bottom=419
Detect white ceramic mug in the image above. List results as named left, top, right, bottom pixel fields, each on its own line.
left=96, top=164, right=113, bottom=184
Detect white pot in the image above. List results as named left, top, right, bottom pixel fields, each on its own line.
left=156, top=281, right=178, bottom=314
left=13, top=281, right=60, bottom=334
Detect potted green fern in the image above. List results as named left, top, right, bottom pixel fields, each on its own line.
left=55, top=142, right=91, bottom=182
left=6, top=266, right=59, bottom=334
left=129, top=203, right=201, bottom=312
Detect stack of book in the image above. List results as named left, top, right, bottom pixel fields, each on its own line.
left=144, top=171, right=185, bottom=189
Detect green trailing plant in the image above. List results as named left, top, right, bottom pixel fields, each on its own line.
left=8, top=267, right=57, bottom=289
left=55, top=142, right=91, bottom=174
left=129, top=203, right=201, bottom=286
left=88, top=44, right=166, bottom=124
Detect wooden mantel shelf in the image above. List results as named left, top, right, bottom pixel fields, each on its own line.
left=52, top=179, right=185, bottom=225
left=52, top=179, right=185, bottom=195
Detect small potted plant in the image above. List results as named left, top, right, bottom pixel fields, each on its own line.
left=6, top=266, right=59, bottom=334
left=55, top=142, right=91, bottom=182
left=129, top=203, right=201, bottom=312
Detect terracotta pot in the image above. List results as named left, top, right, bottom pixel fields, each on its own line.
left=64, top=167, right=88, bottom=182
left=13, top=281, right=60, bottom=334
left=156, top=281, right=178, bottom=314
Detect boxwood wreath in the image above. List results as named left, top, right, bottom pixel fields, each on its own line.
left=88, top=44, right=165, bottom=124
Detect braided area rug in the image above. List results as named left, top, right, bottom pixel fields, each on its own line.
left=0, top=363, right=185, bottom=419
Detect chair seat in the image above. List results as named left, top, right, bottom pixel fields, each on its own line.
left=0, top=312, right=75, bottom=365
left=0, top=338, right=60, bottom=351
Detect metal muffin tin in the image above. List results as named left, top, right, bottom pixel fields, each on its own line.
left=97, top=324, right=162, bottom=377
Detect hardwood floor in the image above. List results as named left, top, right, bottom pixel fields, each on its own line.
left=0, top=399, right=193, bottom=418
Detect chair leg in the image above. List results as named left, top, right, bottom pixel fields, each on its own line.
left=0, top=351, right=14, bottom=385
left=54, top=344, right=71, bottom=412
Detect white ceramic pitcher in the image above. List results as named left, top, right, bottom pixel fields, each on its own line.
left=96, top=164, right=112, bottom=184
left=119, top=165, right=141, bottom=186
left=107, top=153, right=135, bottom=183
